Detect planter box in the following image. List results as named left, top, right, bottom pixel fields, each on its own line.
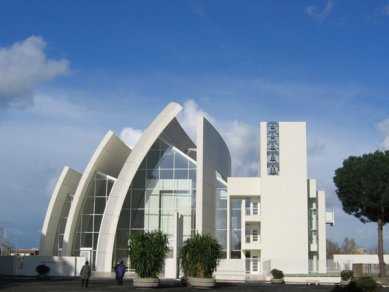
left=187, top=277, right=216, bottom=288
left=133, top=277, right=159, bottom=288
left=271, top=278, right=285, bottom=284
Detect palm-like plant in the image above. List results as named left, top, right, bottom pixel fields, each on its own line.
left=128, top=230, right=169, bottom=278
left=180, top=233, right=222, bottom=278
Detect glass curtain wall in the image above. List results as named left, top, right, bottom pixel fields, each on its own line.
left=72, top=172, right=116, bottom=268
left=230, top=198, right=242, bottom=258
left=115, top=138, right=197, bottom=267
left=215, top=172, right=227, bottom=258
left=55, top=192, right=74, bottom=256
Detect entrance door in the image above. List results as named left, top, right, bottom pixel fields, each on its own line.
left=80, top=248, right=92, bottom=266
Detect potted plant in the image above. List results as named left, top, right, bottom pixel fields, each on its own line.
left=36, top=264, right=50, bottom=280
left=179, top=233, right=222, bottom=288
left=340, top=269, right=353, bottom=286
left=270, top=268, right=285, bottom=284
left=128, top=230, right=169, bottom=288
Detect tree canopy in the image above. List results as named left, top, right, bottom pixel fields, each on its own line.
left=334, top=150, right=389, bottom=223
left=333, top=150, right=389, bottom=277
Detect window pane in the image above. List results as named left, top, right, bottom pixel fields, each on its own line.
left=175, top=153, right=188, bottom=169
left=94, top=215, right=102, bottom=232
left=160, top=169, right=173, bottom=179
left=131, top=209, right=144, bottom=228
left=81, top=215, right=93, bottom=233
left=147, top=150, right=160, bottom=169
left=216, top=210, right=227, bottom=229
left=189, top=169, right=196, bottom=182
left=95, top=179, right=107, bottom=197
left=81, top=233, right=93, bottom=248
left=231, top=230, right=241, bottom=250
left=216, top=230, right=227, bottom=250
left=82, top=197, right=94, bottom=214
left=118, top=210, right=130, bottom=228
left=116, top=229, right=129, bottom=249
left=159, top=150, right=174, bottom=169
left=231, top=210, right=241, bottom=229
left=95, top=198, right=106, bottom=214
left=132, top=170, right=145, bottom=189
left=174, top=169, right=188, bottom=179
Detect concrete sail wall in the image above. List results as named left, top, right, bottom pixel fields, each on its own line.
left=196, top=117, right=231, bottom=235
left=95, top=102, right=196, bottom=272
left=39, top=167, right=82, bottom=256
left=62, top=131, right=131, bottom=256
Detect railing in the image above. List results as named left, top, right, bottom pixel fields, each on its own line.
left=244, top=258, right=262, bottom=273
left=245, top=206, right=260, bottom=216
left=245, top=234, right=260, bottom=243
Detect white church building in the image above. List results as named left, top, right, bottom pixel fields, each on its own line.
left=39, top=102, right=334, bottom=280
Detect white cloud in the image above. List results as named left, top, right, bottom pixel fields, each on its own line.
left=120, top=127, right=143, bottom=148
left=221, top=120, right=259, bottom=176
left=0, top=36, right=69, bottom=108
left=305, top=0, right=334, bottom=24
left=26, top=93, right=87, bottom=120
left=377, top=119, right=389, bottom=150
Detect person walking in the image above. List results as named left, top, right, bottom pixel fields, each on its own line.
left=80, top=261, right=91, bottom=288
left=115, top=260, right=126, bottom=285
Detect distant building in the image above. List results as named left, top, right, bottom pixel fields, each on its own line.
left=39, top=102, right=334, bottom=279
left=10, top=248, right=39, bottom=256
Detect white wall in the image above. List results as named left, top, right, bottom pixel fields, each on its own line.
left=214, top=259, right=245, bottom=280
left=0, top=256, right=85, bottom=277
left=334, top=254, right=389, bottom=270
left=228, top=177, right=260, bottom=197
left=260, top=122, right=309, bottom=274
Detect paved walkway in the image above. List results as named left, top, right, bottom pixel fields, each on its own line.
left=0, top=277, right=348, bottom=292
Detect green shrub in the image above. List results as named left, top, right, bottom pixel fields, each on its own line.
left=354, top=277, right=380, bottom=292
left=331, top=281, right=362, bottom=292
left=270, top=268, right=284, bottom=279
left=331, top=276, right=380, bottom=292
left=128, top=230, right=169, bottom=278
left=340, top=270, right=354, bottom=281
left=180, top=233, right=222, bottom=278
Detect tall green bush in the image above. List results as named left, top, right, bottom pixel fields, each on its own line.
left=180, top=233, right=222, bottom=278
left=128, top=230, right=169, bottom=278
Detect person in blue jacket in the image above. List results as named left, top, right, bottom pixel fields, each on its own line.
left=115, top=260, right=126, bottom=285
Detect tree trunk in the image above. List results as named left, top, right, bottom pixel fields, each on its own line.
left=377, top=219, right=386, bottom=278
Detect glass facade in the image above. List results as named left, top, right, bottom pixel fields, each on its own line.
left=72, top=172, right=116, bottom=268
left=215, top=172, right=227, bottom=257
left=230, top=198, right=242, bottom=258
left=114, top=138, right=197, bottom=266
left=55, top=192, right=73, bottom=256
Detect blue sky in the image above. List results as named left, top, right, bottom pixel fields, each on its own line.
left=1, top=0, right=389, bottom=251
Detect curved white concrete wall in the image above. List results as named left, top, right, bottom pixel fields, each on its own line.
left=39, top=167, right=81, bottom=256
left=196, top=117, right=231, bottom=234
left=62, top=131, right=131, bottom=255
left=95, top=103, right=196, bottom=272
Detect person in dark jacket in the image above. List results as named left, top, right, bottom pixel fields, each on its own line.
left=115, top=260, right=126, bottom=285
left=80, top=261, right=91, bottom=288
